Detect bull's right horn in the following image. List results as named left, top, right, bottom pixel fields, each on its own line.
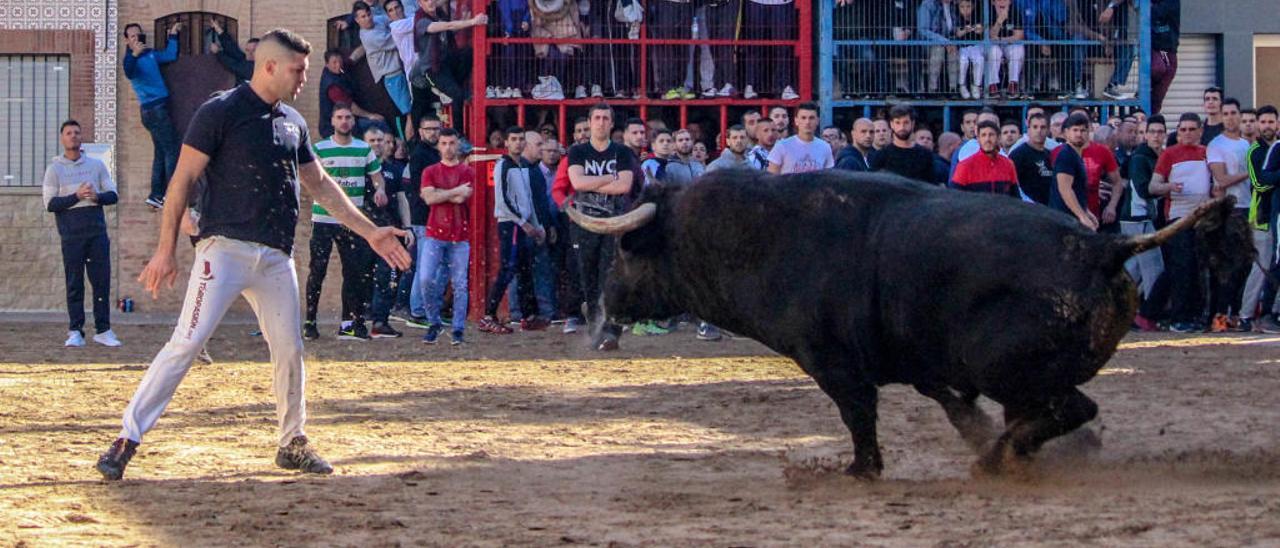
left=567, top=202, right=657, bottom=235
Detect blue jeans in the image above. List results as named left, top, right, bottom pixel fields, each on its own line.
left=409, top=226, right=448, bottom=318
left=509, top=243, right=557, bottom=319
left=140, top=103, right=181, bottom=201
left=383, top=73, right=412, bottom=115
left=1109, top=43, right=1135, bottom=87
left=418, top=238, right=470, bottom=332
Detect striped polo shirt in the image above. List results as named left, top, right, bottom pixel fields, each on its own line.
left=311, top=137, right=381, bottom=224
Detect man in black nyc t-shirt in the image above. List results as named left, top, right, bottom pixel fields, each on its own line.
left=97, top=30, right=412, bottom=482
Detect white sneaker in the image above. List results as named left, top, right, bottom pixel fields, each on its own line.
left=510, top=87, right=524, bottom=98
left=575, top=85, right=587, bottom=98
left=960, top=85, right=972, bottom=100
left=1073, top=85, right=1089, bottom=100
left=781, top=86, right=799, bottom=100
left=970, top=84, right=982, bottom=99
left=196, top=346, right=214, bottom=364
left=718, top=83, right=735, bottom=97
left=742, top=85, right=758, bottom=99
left=65, top=330, right=85, bottom=347
left=485, top=86, right=498, bottom=98
left=590, top=84, right=603, bottom=97
left=701, top=87, right=717, bottom=98
left=93, top=329, right=122, bottom=347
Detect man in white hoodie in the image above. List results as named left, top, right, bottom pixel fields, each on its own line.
left=43, top=120, right=122, bottom=348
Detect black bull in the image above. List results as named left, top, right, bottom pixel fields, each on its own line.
left=568, top=169, right=1248, bottom=478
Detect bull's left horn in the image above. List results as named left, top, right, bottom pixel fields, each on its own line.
left=566, top=202, right=657, bottom=235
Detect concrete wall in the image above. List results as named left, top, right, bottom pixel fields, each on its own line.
left=1181, top=0, right=1280, bottom=107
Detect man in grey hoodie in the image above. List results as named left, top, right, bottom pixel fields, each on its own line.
left=482, top=126, right=547, bottom=334
left=706, top=125, right=753, bottom=173
left=43, top=120, right=122, bottom=348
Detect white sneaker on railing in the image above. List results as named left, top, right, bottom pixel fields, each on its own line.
left=93, top=329, right=122, bottom=347
left=485, top=86, right=498, bottom=99
left=781, top=86, right=799, bottom=100
left=718, top=83, right=735, bottom=97
left=960, top=85, right=972, bottom=100
left=590, top=84, right=603, bottom=97
left=743, top=85, right=758, bottom=99
left=65, top=330, right=85, bottom=347
left=575, top=85, right=587, bottom=98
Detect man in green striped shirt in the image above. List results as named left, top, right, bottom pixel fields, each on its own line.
left=304, top=103, right=389, bottom=340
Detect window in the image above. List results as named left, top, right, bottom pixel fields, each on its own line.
left=154, top=12, right=238, bottom=56
left=0, top=54, right=70, bottom=187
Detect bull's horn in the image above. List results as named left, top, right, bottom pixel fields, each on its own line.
left=567, top=202, right=657, bottom=235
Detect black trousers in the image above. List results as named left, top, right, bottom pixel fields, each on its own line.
left=61, top=231, right=111, bottom=333
left=553, top=211, right=584, bottom=319
left=570, top=223, right=622, bottom=338
left=1164, top=226, right=1202, bottom=324
left=649, top=1, right=695, bottom=92
left=486, top=221, right=537, bottom=318
left=305, top=222, right=373, bottom=324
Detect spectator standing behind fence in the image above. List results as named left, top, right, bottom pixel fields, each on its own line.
left=1148, top=113, right=1213, bottom=332
left=953, top=0, right=984, bottom=100
left=705, top=0, right=742, bottom=97
left=1122, top=115, right=1165, bottom=332
left=952, top=120, right=1020, bottom=195
left=320, top=50, right=386, bottom=139
left=354, top=1, right=414, bottom=130
left=405, top=116, right=443, bottom=328
left=123, top=22, right=182, bottom=209
left=1205, top=98, right=1253, bottom=332
left=1150, top=0, right=1180, bottom=113
left=1243, top=106, right=1280, bottom=333
left=44, top=120, right=122, bottom=348
left=515, top=130, right=559, bottom=325
left=208, top=20, right=256, bottom=83
left=822, top=125, right=847, bottom=154
left=1010, top=112, right=1055, bottom=204
left=835, top=118, right=875, bottom=172
left=363, top=128, right=413, bottom=339
left=708, top=125, right=754, bottom=171
left=1051, top=113, right=1098, bottom=230
left=1000, top=120, right=1022, bottom=154
left=768, top=103, right=834, bottom=174
left=1099, top=0, right=1136, bottom=100
left=872, top=118, right=892, bottom=151
left=871, top=105, right=937, bottom=183
left=482, top=128, right=546, bottom=335
left=986, top=0, right=1025, bottom=100
left=743, top=0, right=799, bottom=100
left=418, top=128, right=474, bottom=345
left=919, top=0, right=960, bottom=96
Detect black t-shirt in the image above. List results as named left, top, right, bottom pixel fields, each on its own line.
left=1050, top=144, right=1089, bottom=217
left=869, top=144, right=937, bottom=184
left=407, top=140, right=440, bottom=226
left=183, top=84, right=314, bottom=253
left=365, top=157, right=406, bottom=228
left=1010, top=144, right=1055, bottom=205
left=567, top=141, right=637, bottom=215
left=991, top=6, right=1024, bottom=39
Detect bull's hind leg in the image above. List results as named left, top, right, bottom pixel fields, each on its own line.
left=914, top=383, right=997, bottom=454
left=808, top=366, right=884, bottom=479
left=976, top=388, right=1099, bottom=475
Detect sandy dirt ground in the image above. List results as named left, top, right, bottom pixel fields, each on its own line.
left=2, top=320, right=1279, bottom=547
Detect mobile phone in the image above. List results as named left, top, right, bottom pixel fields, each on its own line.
left=138, top=32, right=147, bottom=44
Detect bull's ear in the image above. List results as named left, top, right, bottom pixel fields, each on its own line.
left=619, top=219, right=664, bottom=255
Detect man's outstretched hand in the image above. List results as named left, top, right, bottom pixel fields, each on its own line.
left=367, top=226, right=413, bottom=270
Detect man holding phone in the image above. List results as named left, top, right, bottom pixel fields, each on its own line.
left=123, top=21, right=183, bottom=209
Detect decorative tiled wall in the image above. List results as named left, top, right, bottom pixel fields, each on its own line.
left=0, top=0, right=117, bottom=147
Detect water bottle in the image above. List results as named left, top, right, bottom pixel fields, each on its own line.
left=692, top=18, right=698, bottom=38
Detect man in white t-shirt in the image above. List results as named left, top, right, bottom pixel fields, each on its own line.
left=767, top=102, right=834, bottom=174
left=1205, top=97, right=1253, bottom=329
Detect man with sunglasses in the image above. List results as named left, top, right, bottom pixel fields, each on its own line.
left=405, top=115, right=445, bottom=328
left=1149, top=113, right=1214, bottom=333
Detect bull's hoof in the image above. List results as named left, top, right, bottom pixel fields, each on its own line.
left=844, top=461, right=882, bottom=481
left=1052, top=427, right=1103, bottom=456
left=972, top=443, right=1032, bottom=479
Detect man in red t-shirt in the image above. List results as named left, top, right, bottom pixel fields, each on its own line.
left=952, top=120, right=1020, bottom=196
left=417, top=127, right=474, bottom=345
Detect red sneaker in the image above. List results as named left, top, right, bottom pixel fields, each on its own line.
left=1133, top=314, right=1160, bottom=332
left=478, top=316, right=513, bottom=334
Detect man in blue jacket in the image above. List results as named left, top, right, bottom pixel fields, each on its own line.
left=122, top=21, right=182, bottom=209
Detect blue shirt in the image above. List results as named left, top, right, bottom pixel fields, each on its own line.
left=122, top=36, right=179, bottom=109
left=1050, top=145, right=1089, bottom=217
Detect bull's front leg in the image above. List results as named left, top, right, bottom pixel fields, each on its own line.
left=810, top=366, right=883, bottom=479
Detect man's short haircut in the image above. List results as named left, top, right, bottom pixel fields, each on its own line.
left=888, top=103, right=915, bottom=121
left=1146, top=114, right=1167, bottom=128
left=505, top=126, right=525, bottom=139
left=823, top=124, right=841, bottom=133
left=332, top=102, right=353, bottom=115
left=385, top=0, right=403, bottom=9
left=1050, top=111, right=1069, bottom=124
left=363, top=127, right=384, bottom=138
left=589, top=102, right=613, bottom=118
left=352, top=1, right=371, bottom=15
left=625, top=117, right=645, bottom=130
left=439, top=128, right=459, bottom=139
left=727, top=124, right=746, bottom=135
left=797, top=102, right=819, bottom=115
left=976, top=120, right=1001, bottom=134
left=1204, top=86, right=1223, bottom=99
left=247, top=37, right=261, bottom=45
left=419, top=114, right=440, bottom=124
left=770, top=105, right=790, bottom=115
left=1258, top=105, right=1279, bottom=119
left=673, top=128, right=691, bottom=138
left=1027, top=112, right=1047, bottom=125
left=261, top=28, right=312, bottom=55
left=1000, top=119, right=1019, bottom=129
left=1242, top=108, right=1257, bottom=117
left=1132, top=107, right=1147, bottom=116
left=1222, top=97, right=1241, bottom=111
left=123, top=23, right=142, bottom=37
left=1068, top=105, right=1090, bottom=117
left=324, top=48, right=345, bottom=62
left=573, top=116, right=589, bottom=126
left=961, top=109, right=979, bottom=119
left=652, top=128, right=673, bottom=140
left=59, top=119, right=80, bottom=133
left=1063, top=112, right=1091, bottom=131
left=1179, top=112, right=1203, bottom=127
left=979, top=106, right=997, bottom=116
left=741, top=111, right=760, bottom=123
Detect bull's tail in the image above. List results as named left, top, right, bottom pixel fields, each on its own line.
left=1104, top=196, right=1236, bottom=272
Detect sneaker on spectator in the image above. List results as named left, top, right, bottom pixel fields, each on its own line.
left=960, top=85, right=972, bottom=100
left=663, top=88, right=683, bottom=100
left=1102, top=83, right=1134, bottom=100
left=1133, top=314, right=1160, bottom=332
left=563, top=316, right=583, bottom=334
left=510, top=87, right=524, bottom=98
left=422, top=324, right=442, bottom=344
left=479, top=316, right=513, bottom=334
left=1008, top=82, right=1022, bottom=98
left=404, top=315, right=429, bottom=329
left=371, top=321, right=403, bottom=338
left=450, top=330, right=465, bottom=346
left=1209, top=313, right=1230, bottom=333
left=781, top=86, right=799, bottom=100
left=987, top=84, right=1000, bottom=100
left=302, top=321, right=319, bottom=341
left=631, top=320, right=670, bottom=336
left=590, top=84, right=603, bottom=97
left=1257, top=315, right=1280, bottom=333
left=485, top=86, right=498, bottom=98
left=718, top=83, right=735, bottom=97
left=388, top=307, right=411, bottom=323
left=680, top=88, right=696, bottom=99
left=575, top=85, right=588, bottom=99
left=145, top=196, right=165, bottom=209
left=532, top=78, right=564, bottom=100
left=337, top=322, right=371, bottom=341
left=95, top=437, right=139, bottom=480
left=697, top=322, right=723, bottom=341
left=1235, top=318, right=1254, bottom=333
left=1073, top=85, right=1089, bottom=100
left=521, top=317, right=551, bottom=331
left=701, top=87, right=717, bottom=98
left=275, top=435, right=333, bottom=475
left=65, top=330, right=85, bottom=347
left=93, top=329, right=122, bottom=347
left=742, top=85, right=758, bottom=99
left=970, top=84, right=982, bottom=100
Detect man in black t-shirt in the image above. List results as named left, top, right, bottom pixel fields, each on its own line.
left=1010, top=112, right=1055, bottom=204
left=364, top=128, right=414, bottom=338
left=406, top=115, right=443, bottom=326
left=96, top=30, right=412, bottom=482
left=870, top=104, right=937, bottom=184
left=567, top=104, right=635, bottom=351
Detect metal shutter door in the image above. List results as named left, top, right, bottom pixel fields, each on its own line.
left=1160, top=34, right=1218, bottom=120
